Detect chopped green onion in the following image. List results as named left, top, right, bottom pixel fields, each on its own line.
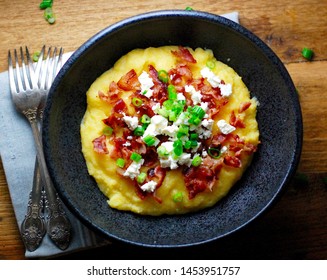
left=177, top=124, right=189, bottom=138
left=39, top=0, right=53, bottom=9
left=157, top=146, right=169, bottom=157
left=116, top=158, right=125, bottom=168
left=185, top=6, right=193, bottom=11
left=133, top=126, right=145, bottom=136
left=191, top=105, right=206, bottom=119
left=173, top=139, right=183, bottom=156
left=143, top=135, right=157, bottom=146
left=172, top=192, right=183, bottom=202
left=168, top=85, right=177, bottom=100
left=32, top=51, right=41, bottom=62
left=208, top=147, right=221, bottom=159
left=44, top=7, right=53, bottom=19
left=132, top=97, right=143, bottom=107
left=190, top=140, right=198, bottom=148
left=102, top=126, right=113, bottom=136
left=163, top=99, right=174, bottom=110
left=206, top=59, right=216, bottom=69
left=47, top=17, right=56, bottom=24
left=301, top=48, right=314, bottom=60
left=140, top=114, right=151, bottom=124
left=158, top=70, right=169, bottom=83
left=189, top=133, right=198, bottom=141
left=191, top=155, right=202, bottom=167
left=188, top=116, right=202, bottom=126
left=137, top=172, right=147, bottom=184
left=184, top=140, right=192, bottom=150
left=130, top=152, right=142, bottom=162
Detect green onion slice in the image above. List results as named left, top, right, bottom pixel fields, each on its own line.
left=134, top=126, right=145, bottom=136
left=158, top=70, right=169, bottom=83
left=137, top=172, right=147, bottom=184
left=32, top=51, right=41, bottom=62
left=143, top=135, right=157, bottom=146
left=191, top=155, right=202, bottom=167
left=168, top=85, right=177, bottom=100
left=172, top=192, right=183, bottom=202
left=140, top=114, right=151, bottom=124
left=173, top=139, right=183, bottom=156
left=130, top=152, right=142, bottom=162
left=103, top=126, right=113, bottom=136
left=116, top=158, right=125, bottom=168
left=132, top=97, right=143, bottom=107
left=206, top=60, right=216, bottom=69
left=208, top=147, right=221, bottom=159
left=301, top=48, right=314, bottom=60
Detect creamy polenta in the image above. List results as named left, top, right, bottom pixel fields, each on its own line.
left=81, top=46, right=260, bottom=215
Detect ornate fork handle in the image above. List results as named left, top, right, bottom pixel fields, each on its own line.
left=21, top=160, right=46, bottom=252
left=27, top=110, right=71, bottom=250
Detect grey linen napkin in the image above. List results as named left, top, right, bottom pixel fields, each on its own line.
left=0, top=12, right=239, bottom=258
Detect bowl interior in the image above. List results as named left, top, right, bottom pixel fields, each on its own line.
left=43, top=10, right=302, bottom=247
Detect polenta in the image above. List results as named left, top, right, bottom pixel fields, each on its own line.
left=80, top=46, right=260, bottom=215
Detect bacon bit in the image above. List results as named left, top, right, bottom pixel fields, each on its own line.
left=117, top=69, right=140, bottom=91
left=113, top=98, right=127, bottom=113
left=224, top=155, right=242, bottom=168
left=238, top=101, right=251, bottom=113
left=172, top=46, right=197, bottom=64
left=92, top=135, right=109, bottom=154
left=136, top=104, right=155, bottom=118
left=147, top=166, right=166, bottom=188
left=98, top=81, right=122, bottom=103
left=142, top=147, right=159, bottom=167
left=202, top=157, right=224, bottom=180
left=103, top=115, right=125, bottom=130
left=148, top=65, right=168, bottom=104
left=229, top=111, right=246, bottom=128
left=183, top=166, right=215, bottom=199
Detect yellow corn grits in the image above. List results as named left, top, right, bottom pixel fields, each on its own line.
left=81, top=46, right=260, bottom=215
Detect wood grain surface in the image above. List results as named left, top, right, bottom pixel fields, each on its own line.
left=0, top=0, right=326, bottom=260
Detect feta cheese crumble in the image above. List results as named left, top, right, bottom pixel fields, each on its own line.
left=140, top=181, right=157, bottom=193
left=123, top=159, right=144, bottom=180
left=138, top=71, right=154, bottom=98
left=201, top=67, right=233, bottom=97
left=217, top=120, right=236, bottom=135
left=185, top=85, right=202, bottom=105
left=122, top=114, right=139, bottom=130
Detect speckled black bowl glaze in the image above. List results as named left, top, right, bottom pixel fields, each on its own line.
left=43, top=10, right=302, bottom=247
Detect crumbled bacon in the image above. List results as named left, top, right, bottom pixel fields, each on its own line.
left=224, top=155, right=242, bottom=168
left=147, top=166, right=166, bottom=188
left=183, top=166, right=215, bottom=199
left=117, top=69, right=140, bottom=91
left=230, top=111, right=246, bottom=128
left=98, top=81, right=121, bottom=103
left=148, top=65, right=168, bottom=104
left=92, top=135, right=108, bottom=154
left=239, top=101, right=251, bottom=113
left=172, top=46, right=197, bottom=64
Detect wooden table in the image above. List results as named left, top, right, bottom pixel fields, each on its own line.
left=0, top=0, right=326, bottom=260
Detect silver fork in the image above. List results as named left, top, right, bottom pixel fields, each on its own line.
left=8, top=46, right=71, bottom=251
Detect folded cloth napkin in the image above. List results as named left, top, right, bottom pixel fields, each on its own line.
left=0, top=12, right=239, bottom=259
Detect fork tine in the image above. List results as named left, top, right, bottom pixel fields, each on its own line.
left=20, top=46, right=32, bottom=91
left=14, top=49, right=25, bottom=93
left=39, top=46, right=52, bottom=90
left=25, top=46, right=38, bottom=89
left=34, top=45, right=45, bottom=84
left=8, top=50, right=17, bottom=94
left=54, top=47, right=64, bottom=77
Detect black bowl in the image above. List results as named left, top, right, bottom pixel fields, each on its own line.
left=43, top=10, right=302, bottom=247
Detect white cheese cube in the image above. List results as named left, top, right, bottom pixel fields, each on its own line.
left=217, top=120, right=236, bottom=135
